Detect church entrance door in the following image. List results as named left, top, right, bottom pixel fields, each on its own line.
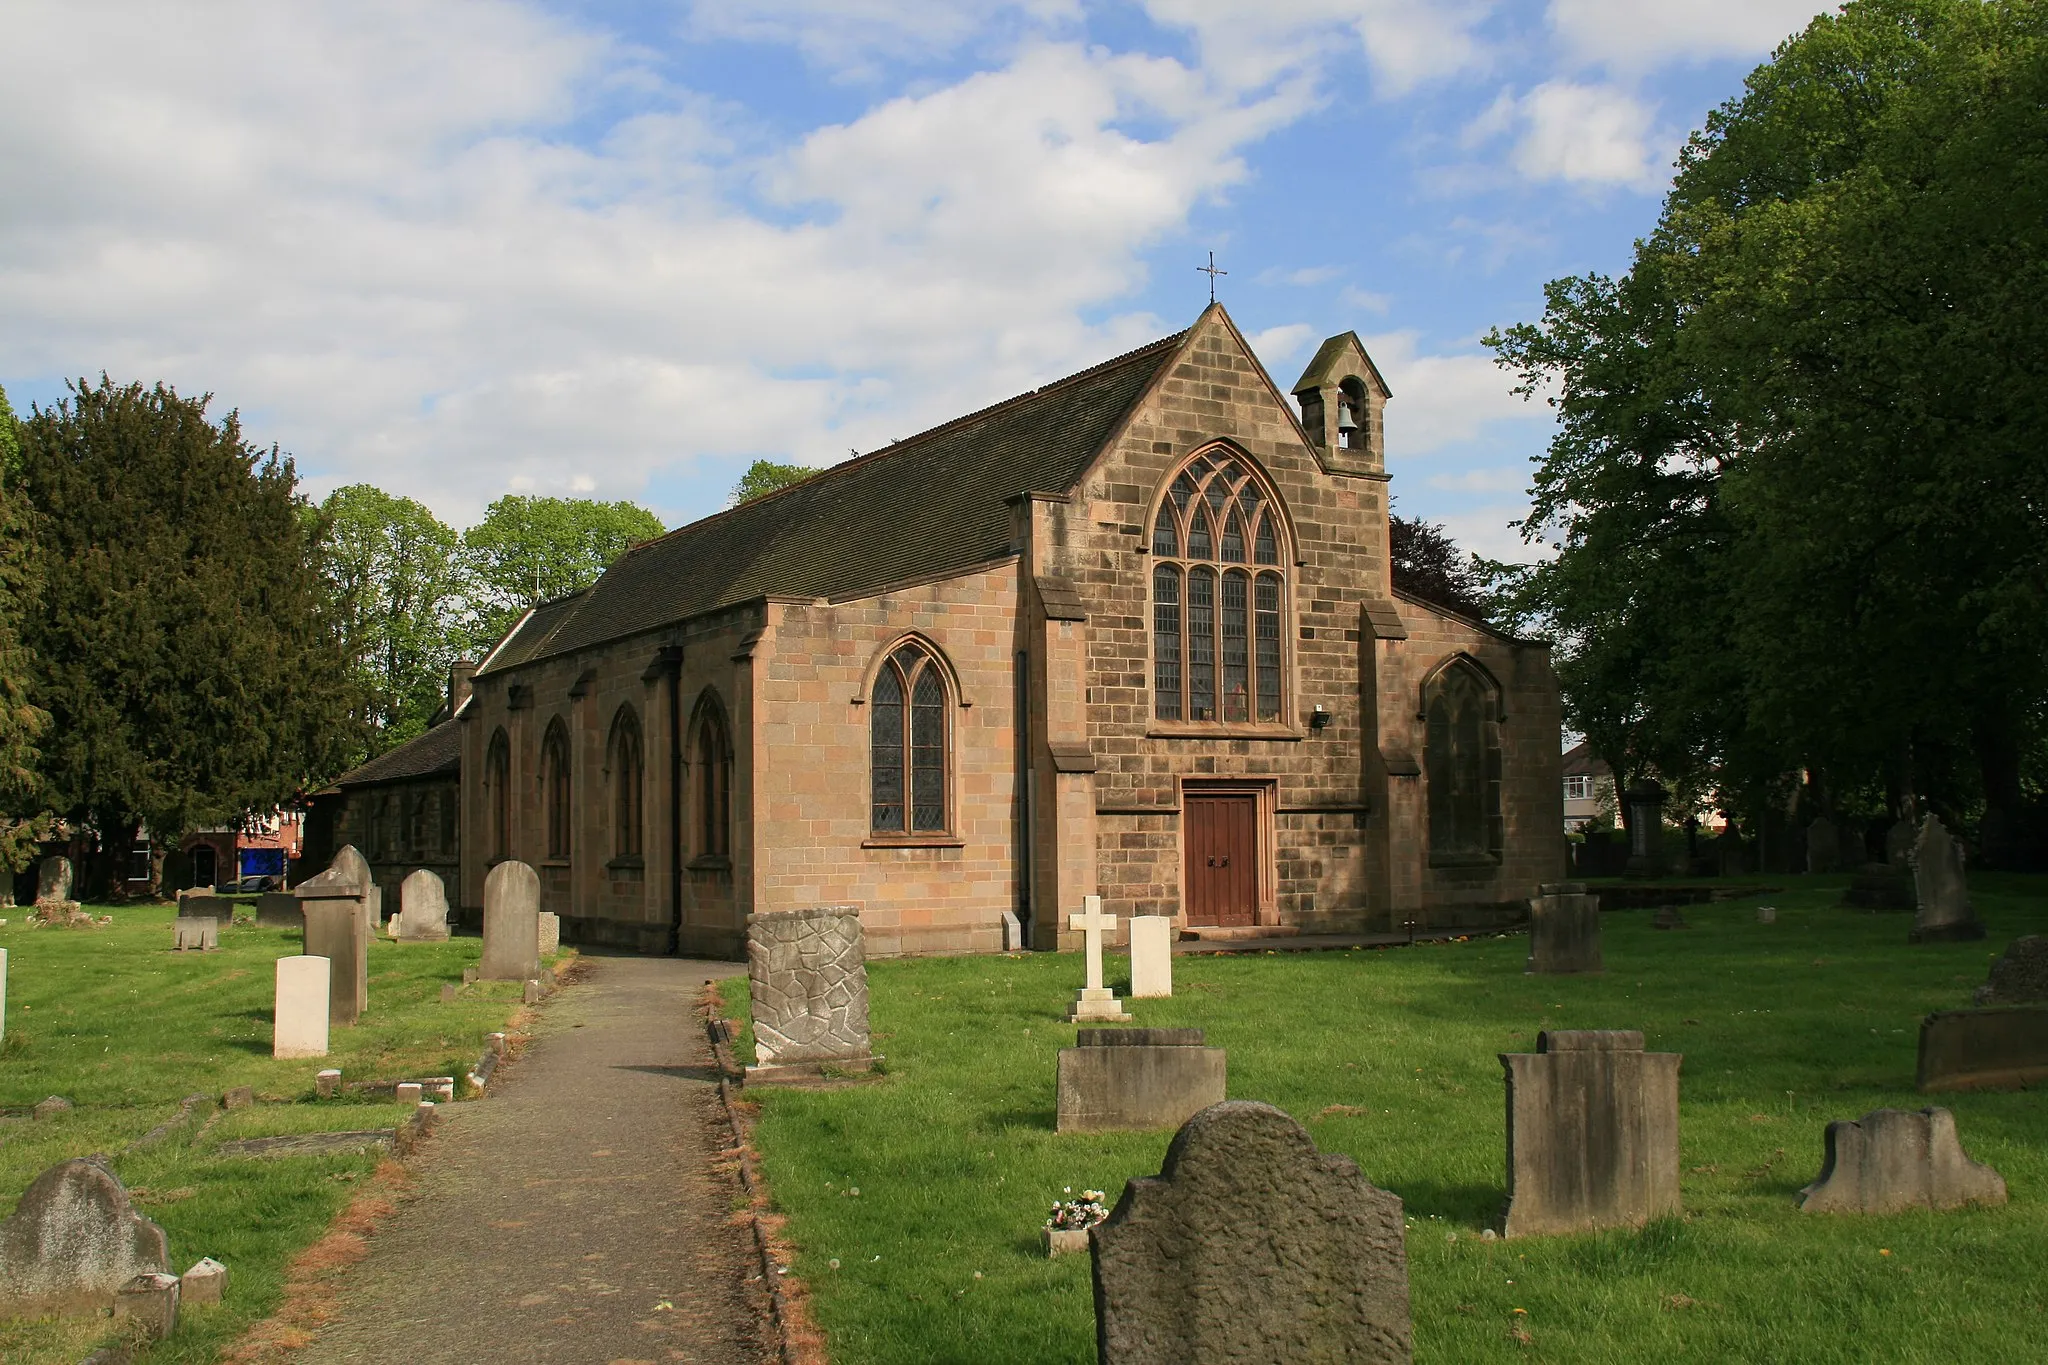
left=1183, top=792, right=1259, bottom=927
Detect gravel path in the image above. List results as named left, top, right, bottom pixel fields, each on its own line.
left=292, top=953, right=771, bottom=1365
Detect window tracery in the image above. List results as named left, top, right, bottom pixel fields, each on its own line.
left=1150, top=453, right=1288, bottom=724
left=871, top=640, right=951, bottom=834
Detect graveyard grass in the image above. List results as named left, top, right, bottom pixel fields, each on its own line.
left=723, top=876, right=2048, bottom=1364
left=0, top=901, right=546, bottom=1364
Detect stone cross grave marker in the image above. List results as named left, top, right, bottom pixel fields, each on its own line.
left=1500, top=1029, right=1682, bottom=1238
left=297, top=862, right=368, bottom=1026
left=0, top=1158, right=170, bottom=1319
left=1092, top=1100, right=1411, bottom=1364
left=1910, top=815, right=1984, bottom=942
left=479, top=861, right=541, bottom=981
left=398, top=868, right=451, bottom=942
left=745, top=906, right=877, bottom=1082
left=1798, top=1106, right=2005, bottom=1215
left=1057, top=1028, right=1224, bottom=1133
left=1128, top=915, right=1173, bottom=998
left=1976, top=935, right=2048, bottom=1006
left=36, top=855, right=72, bottom=905
left=173, top=917, right=219, bottom=952
left=273, top=956, right=330, bottom=1058
left=1526, top=882, right=1601, bottom=975
left=1068, top=895, right=1133, bottom=1022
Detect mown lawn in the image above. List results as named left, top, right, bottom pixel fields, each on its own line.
left=0, top=899, right=544, bottom=1364
left=723, top=876, right=2048, bottom=1364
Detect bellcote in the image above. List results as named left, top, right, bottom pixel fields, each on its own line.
left=1291, top=331, right=1390, bottom=477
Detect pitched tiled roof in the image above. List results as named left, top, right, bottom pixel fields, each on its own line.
left=331, top=718, right=461, bottom=788
left=477, top=590, right=589, bottom=675
left=479, top=330, right=1188, bottom=673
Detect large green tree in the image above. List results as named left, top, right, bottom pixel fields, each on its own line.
left=320, top=484, right=462, bottom=751
left=0, top=384, right=50, bottom=875
left=459, top=495, right=665, bottom=650
left=18, top=379, right=362, bottom=894
left=730, top=458, right=815, bottom=506
left=1489, top=0, right=2048, bottom=856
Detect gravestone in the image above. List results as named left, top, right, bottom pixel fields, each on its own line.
left=1909, top=816, right=1984, bottom=942
left=36, top=856, right=73, bottom=905
left=1844, top=862, right=1914, bottom=911
left=1500, top=1030, right=1682, bottom=1238
left=1975, top=936, right=2048, bottom=1005
left=397, top=869, right=450, bottom=942
left=273, top=956, right=330, bottom=1058
left=537, top=910, right=560, bottom=957
left=0, top=1159, right=170, bottom=1318
left=1056, top=1028, right=1225, bottom=1133
left=745, top=906, right=876, bottom=1081
left=1128, top=915, right=1173, bottom=998
left=178, top=890, right=235, bottom=921
left=1805, top=818, right=1840, bottom=874
left=172, top=917, right=218, bottom=952
left=1001, top=909, right=1025, bottom=951
left=1797, top=1107, right=2005, bottom=1214
left=1092, top=1100, right=1410, bottom=1364
left=1916, top=1006, right=2048, bottom=1091
left=299, top=898, right=366, bottom=1026
left=1885, top=818, right=1915, bottom=866
left=1651, top=906, right=1688, bottom=930
left=1068, top=895, right=1133, bottom=1022
left=255, top=892, right=302, bottom=928
left=179, top=1257, right=227, bottom=1306
left=115, top=1271, right=179, bottom=1339
left=1526, top=882, right=1601, bottom=975
left=479, top=861, right=541, bottom=981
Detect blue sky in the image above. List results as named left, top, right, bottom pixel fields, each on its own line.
left=0, top=0, right=1835, bottom=558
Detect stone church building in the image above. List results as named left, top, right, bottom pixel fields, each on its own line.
left=456, top=305, right=1563, bottom=958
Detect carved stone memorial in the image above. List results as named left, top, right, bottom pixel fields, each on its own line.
left=1092, top=1100, right=1411, bottom=1364
left=1057, top=1028, right=1225, bottom=1133
left=480, top=861, right=541, bottom=981
left=0, top=1159, right=170, bottom=1319
left=255, top=892, right=302, bottom=927
left=1500, top=1029, right=1681, bottom=1238
left=35, top=855, right=73, bottom=906
left=398, top=868, right=451, bottom=942
left=1798, top=1106, right=2005, bottom=1214
left=1975, top=935, right=2048, bottom=1006
left=172, top=917, right=219, bottom=952
left=1916, top=1005, right=2048, bottom=1091
left=745, top=906, right=876, bottom=1082
left=1910, top=815, right=1984, bottom=943
left=1526, top=882, right=1601, bottom=975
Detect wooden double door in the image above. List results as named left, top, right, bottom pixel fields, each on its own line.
left=1183, top=791, right=1261, bottom=927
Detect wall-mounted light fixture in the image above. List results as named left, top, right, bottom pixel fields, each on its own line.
left=1309, top=704, right=1332, bottom=730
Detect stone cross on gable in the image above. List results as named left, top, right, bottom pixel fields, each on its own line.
left=1068, top=894, right=1133, bottom=1023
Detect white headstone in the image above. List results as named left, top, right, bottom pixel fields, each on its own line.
left=1068, top=896, right=1133, bottom=1022
left=1128, top=915, right=1174, bottom=998
left=273, top=956, right=331, bottom=1059
left=479, top=861, right=541, bottom=981
left=398, top=869, right=450, bottom=942
left=1001, top=909, right=1024, bottom=952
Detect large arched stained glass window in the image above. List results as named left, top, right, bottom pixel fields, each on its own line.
left=1424, top=659, right=1503, bottom=864
left=871, top=642, right=951, bottom=834
left=1151, top=453, right=1288, bottom=724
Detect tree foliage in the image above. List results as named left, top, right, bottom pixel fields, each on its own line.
left=1488, top=0, right=2048, bottom=854
left=459, top=495, right=665, bottom=650
left=730, top=459, right=816, bottom=506
left=320, top=484, right=462, bottom=750
left=0, top=384, right=50, bottom=873
left=1388, top=513, right=1492, bottom=620
left=17, top=379, right=362, bottom=888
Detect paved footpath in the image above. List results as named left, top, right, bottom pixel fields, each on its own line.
left=293, top=954, right=771, bottom=1365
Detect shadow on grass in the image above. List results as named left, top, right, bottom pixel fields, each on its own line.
left=1389, top=1178, right=1504, bottom=1227
left=985, top=1104, right=1060, bottom=1132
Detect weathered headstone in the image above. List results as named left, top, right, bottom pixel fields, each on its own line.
left=1916, top=1005, right=2048, bottom=1091
left=115, top=1270, right=180, bottom=1338
left=1798, top=1106, right=2005, bottom=1214
left=1885, top=818, right=1915, bottom=866
left=300, top=899, right=366, bottom=1026
left=479, top=861, right=541, bottom=981
left=1526, top=882, right=1601, bottom=974
left=0, top=1159, right=170, bottom=1318
left=1057, top=1029, right=1224, bottom=1133
left=745, top=906, right=876, bottom=1081
left=1805, top=818, right=1840, bottom=874
left=1910, top=815, right=1983, bottom=942
left=315, top=1068, right=342, bottom=1098
left=36, top=855, right=73, bottom=905
left=1756, top=906, right=1777, bottom=924
left=178, top=890, right=235, bottom=921
left=179, top=1257, right=227, bottom=1306
left=397, top=869, right=451, bottom=942
left=1092, top=1100, right=1410, bottom=1364
left=1975, top=936, right=2048, bottom=1006
left=1128, top=915, right=1173, bottom=998
left=537, top=910, right=560, bottom=957
left=1068, top=895, right=1133, bottom=1022
left=173, top=917, right=219, bottom=952
left=1500, top=1030, right=1682, bottom=1238
left=273, top=956, right=331, bottom=1059
left=1651, top=905, right=1688, bottom=931
left=255, top=892, right=302, bottom=928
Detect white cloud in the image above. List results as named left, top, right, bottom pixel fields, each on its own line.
left=1433, top=505, right=1547, bottom=562
left=1547, top=0, right=1829, bottom=70
left=0, top=3, right=1314, bottom=527
left=1466, top=80, right=1671, bottom=189
left=1142, top=0, right=1493, bottom=97
left=1249, top=323, right=1318, bottom=366
left=683, top=0, right=1084, bottom=75
left=1364, top=329, right=1536, bottom=455
left=1257, top=264, right=1342, bottom=286
left=1426, top=466, right=1527, bottom=493
left=1339, top=286, right=1391, bottom=313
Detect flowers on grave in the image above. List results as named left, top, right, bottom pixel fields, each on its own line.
left=1046, top=1187, right=1110, bottom=1232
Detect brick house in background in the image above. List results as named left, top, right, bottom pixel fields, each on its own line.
left=1561, top=740, right=1617, bottom=832
left=458, top=305, right=1565, bottom=958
